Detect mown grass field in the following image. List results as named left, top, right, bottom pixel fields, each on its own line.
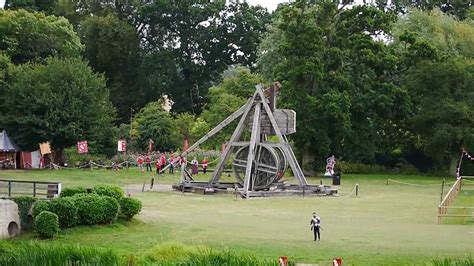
left=1, top=169, right=473, bottom=265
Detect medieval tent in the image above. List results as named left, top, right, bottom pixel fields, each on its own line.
left=0, top=130, right=20, bottom=169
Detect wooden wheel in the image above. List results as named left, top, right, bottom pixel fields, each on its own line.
left=232, top=143, right=288, bottom=190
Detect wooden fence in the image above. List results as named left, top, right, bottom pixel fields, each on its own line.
left=437, top=178, right=473, bottom=224
left=0, top=179, right=61, bottom=198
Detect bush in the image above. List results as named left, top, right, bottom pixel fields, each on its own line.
left=335, top=161, right=387, bottom=174
left=12, top=196, right=37, bottom=230
left=94, top=185, right=123, bottom=200
left=73, top=194, right=104, bottom=225
left=34, top=211, right=60, bottom=238
left=100, top=196, right=120, bottom=224
left=50, top=197, right=77, bottom=228
left=120, top=197, right=142, bottom=220
left=61, top=186, right=87, bottom=197
left=32, top=200, right=51, bottom=218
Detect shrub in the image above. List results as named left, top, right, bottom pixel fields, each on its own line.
left=94, top=185, right=123, bottom=200
left=31, top=200, right=51, bottom=218
left=12, top=196, right=37, bottom=230
left=61, top=186, right=87, bottom=197
left=100, top=196, right=120, bottom=224
left=50, top=197, right=77, bottom=228
left=34, top=211, right=60, bottom=238
left=120, top=197, right=142, bottom=220
left=73, top=194, right=104, bottom=225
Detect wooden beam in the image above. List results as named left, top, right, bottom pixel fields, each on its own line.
left=243, top=100, right=261, bottom=197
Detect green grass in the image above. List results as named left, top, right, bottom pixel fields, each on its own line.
left=1, top=169, right=473, bottom=265
left=443, top=181, right=474, bottom=225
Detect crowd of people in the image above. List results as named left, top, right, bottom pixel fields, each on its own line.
left=132, top=152, right=210, bottom=176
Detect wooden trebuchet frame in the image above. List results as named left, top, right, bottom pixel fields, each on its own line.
left=170, top=83, right=336, bottom=198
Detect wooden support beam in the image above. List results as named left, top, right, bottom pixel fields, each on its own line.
left=243, top=100, right=261, bottom=198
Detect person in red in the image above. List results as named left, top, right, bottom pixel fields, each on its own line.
left=155, top=156, right=162, bottom=175
left=201, top=157, right=209, bottom=175
left=137, top=155, right=144, bottom=172
left=145, top=153, right=152, bottom=172
left=159, top=152, right=167, bottom=172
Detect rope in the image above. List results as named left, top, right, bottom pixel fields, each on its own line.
left=387, top=179, right=454, bottom=187
left=341, top=184, right=358, bottom=197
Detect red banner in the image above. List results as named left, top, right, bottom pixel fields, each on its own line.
left=77, top=141, right=88, bottom=154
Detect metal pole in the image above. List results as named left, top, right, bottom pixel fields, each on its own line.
left=33, top=182, right=36, bottom=197
left=356, top=184, right=359, bottom=197
left=8, top=181, right=11, bottom=197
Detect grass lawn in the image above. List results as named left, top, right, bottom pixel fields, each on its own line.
left=1, top=169, right=473, bottom=265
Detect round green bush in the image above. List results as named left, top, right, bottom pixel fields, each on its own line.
left=61, top=186, right=87, bottom=197
left=50, top=197, right=77, bottom=228
left=34, top=211, right=60, bottom=238
left=32, top=200, right=51, bottom=218
left=93, top=185, right=123, bottom=200
left=100, top=196, right=120, bottom=224
left=73, top=193, right=104, bottom=225
left=120, top=197, right=142, bottom=221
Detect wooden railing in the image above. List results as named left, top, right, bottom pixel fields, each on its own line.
left=0, top=179, right=61, bottom=198
left=438, top=178, right=468, bottom=224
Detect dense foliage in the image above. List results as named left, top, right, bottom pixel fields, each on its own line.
left=100, top=196, right=120, bottom=224
left=93, top=185, right=123, bottom=200
left=60, top=186, right=87, bottom=198
left=72, top=193, right=105, bottom=225
left=49, top=197, right=78, bottom=228
left=0, top=241, right=122, bottom=265
left=12, top=196, right=36, bottom=230
left=120, top=197, right=142, bottom=221
left=34, top=211, right=60, bottom=238
left=31, top=201, right=51, bottom=218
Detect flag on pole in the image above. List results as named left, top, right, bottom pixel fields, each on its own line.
left=148, top=139, right=154, bottom=153
left=39, top=142, right=52, bottom=155
left=77, top=141, right=88, bottom=154
left=117, top=140, right=127, bottom=152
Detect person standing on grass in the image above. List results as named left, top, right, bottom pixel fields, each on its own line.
left=202, top=157, right=209, bottom=174
left=155, top=157, right=162, bottom=175
left=310, top=212, right=321, bottom=241
left=191, top=157, right=199, bottom=175
left=168, top=153, right=175, bottom=174
left=145, top=153, right=152, bottom=172
left=159, top=153, right=167, bottom=174
left=137, top=155, right=144, bottom=172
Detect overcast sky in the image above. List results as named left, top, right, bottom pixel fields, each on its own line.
left=1, top=0, right=289, bottom=11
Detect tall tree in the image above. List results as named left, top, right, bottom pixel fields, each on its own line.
left=258, top=0, right=409, bottom=169
left=80, top=14, right=142, bottom=122
left=0, top=58, right=116, bottom=155
left=0, top=9, right=83, bottom=64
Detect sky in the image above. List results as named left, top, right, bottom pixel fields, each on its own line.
left=0, top=0, right=289, bottom=11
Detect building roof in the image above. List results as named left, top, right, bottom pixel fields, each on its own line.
left=0, top=130, right=20, bottom=152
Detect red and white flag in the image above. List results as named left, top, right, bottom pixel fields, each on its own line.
left=117, top=140, right=127, bottom=152
left=148, top=139, right=154, bottom=153
left=77, top=141, right=88, bottom=154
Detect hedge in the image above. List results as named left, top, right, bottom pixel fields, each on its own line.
left=50, top=197, right=77, bottom=228
left=73, top=194, right=104, bottom=225
left=31, top=200, right=51, bottom=218
left=34, top=211, right=60, bottom=238
left=120, top=197, right=142, bottom=221
left=60, top=186, right=87, bottom=197
left=100, top=196, right=120, bottom=224
left=93, top=185, right=123, bottom=200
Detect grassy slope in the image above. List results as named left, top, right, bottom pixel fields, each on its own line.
left=1, top=169, right=473, bottom=265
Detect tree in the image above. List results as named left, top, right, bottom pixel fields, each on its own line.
left=139, top=1, right=271, bottom=114
left=4, top=0, right=56, bottom=13
left=79, top=14, right=142, bottom=122
left=257, top=1, right=409, bottom=169
left=0, top=9, right=83, bottom=64
left=404, top=58, right=474, bottom=171
left=393, top=9, right=474, bottom=59
left=133, top=101, right=179, bottom=152
left=0, top=58, right=116, bottom=156
left=376, top=0, right=473, bottom=20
